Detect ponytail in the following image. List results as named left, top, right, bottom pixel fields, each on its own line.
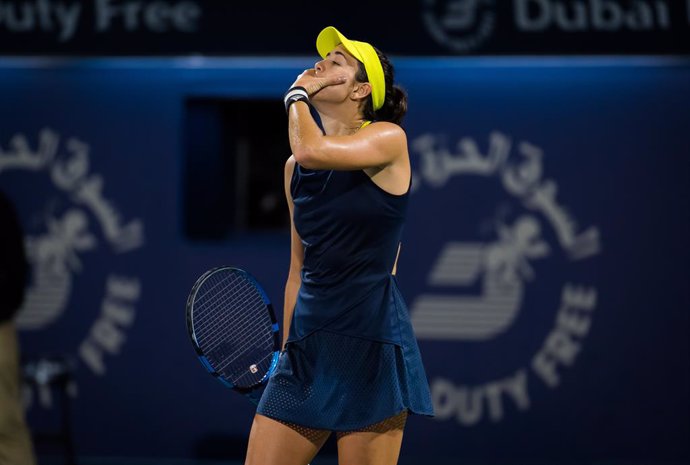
left=356, top=48, right=408, bottom=126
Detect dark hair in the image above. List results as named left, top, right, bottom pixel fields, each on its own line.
left=355, top=47, right=407, bottom=126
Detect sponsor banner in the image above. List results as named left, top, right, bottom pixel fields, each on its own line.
left=0, top=0, right=688, bottom=55
left=0, top=57, right=688, bottom=459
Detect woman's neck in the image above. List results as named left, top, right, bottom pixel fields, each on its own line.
left=316, top=105, right=366, bottom=136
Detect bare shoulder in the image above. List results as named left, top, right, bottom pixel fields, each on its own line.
left=361, top=122, right=408, bottom=155
left=362, top=121, right=406, bottom=138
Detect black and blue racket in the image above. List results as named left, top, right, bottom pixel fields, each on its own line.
left=186, top=266, right=281, bottom=405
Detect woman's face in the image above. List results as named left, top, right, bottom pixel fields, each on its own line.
left=311, top=44, right=369, bottom=106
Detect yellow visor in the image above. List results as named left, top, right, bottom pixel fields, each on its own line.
left=316, top=26, right=385, bottom=111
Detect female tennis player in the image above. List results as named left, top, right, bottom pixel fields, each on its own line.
left=244, top=26, right=434, bottom=465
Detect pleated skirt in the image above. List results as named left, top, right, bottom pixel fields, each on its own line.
left=256, top=325, right=434, bottom=431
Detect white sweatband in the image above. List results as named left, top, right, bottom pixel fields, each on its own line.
left=283, top=86, right=310, bottom=113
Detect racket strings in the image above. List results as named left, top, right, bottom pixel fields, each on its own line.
left=191, top=269, right=277, bottom=389
left=196, top=278, right=269, bottom=350
left=196, top=282, right=272, bottom=352
left=195, top=275, right=256, bottom=326
left=210, top=317, right=274, bottom=368
left=198, top=301, right=272, bottom=384
left=214, top=317, right=275, bottom=369
left=220, top=331, right=276, bottom=387
left=230, top=351, right=276, bottom=386
left=195, top=275, right=267, bottom=343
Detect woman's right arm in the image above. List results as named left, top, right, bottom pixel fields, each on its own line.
left=282, top=155, right=304, bottom=350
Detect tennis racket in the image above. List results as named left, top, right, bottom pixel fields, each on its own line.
left=186, top=266, right=281, bottom=405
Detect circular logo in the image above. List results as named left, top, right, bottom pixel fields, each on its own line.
left=423, top=0, right=496, bottom=53
left=0, top=128, right=145, bottom=407
left=409, top=130, right=602, bottom=425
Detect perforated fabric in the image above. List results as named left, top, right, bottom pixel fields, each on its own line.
left=256, top=283, right=434, bottom=431
left=258, top=331, right=426, bottom=430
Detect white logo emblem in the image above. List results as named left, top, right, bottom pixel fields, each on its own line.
left=0, top=128, right=144, bottom=387
left=423, top=0, right=496, bottom=53
left=410, top=131, right=601, bottom=425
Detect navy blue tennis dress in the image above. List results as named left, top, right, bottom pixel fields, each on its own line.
left=256, top=136, right=434, bottom=431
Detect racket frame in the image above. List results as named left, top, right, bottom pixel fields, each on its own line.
left=185, top=266, right=281, bottom=394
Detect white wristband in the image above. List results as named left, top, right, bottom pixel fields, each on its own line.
left=283, top=86, right=310, bottom=113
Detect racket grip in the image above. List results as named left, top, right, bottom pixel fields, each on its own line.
left=244, top=383, right=267, bottom=406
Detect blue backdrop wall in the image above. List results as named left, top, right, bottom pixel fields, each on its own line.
left=0, top=56, right=688, bottom=463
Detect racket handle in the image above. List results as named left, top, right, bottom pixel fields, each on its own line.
left=243, top=383, right=267, bottom=406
